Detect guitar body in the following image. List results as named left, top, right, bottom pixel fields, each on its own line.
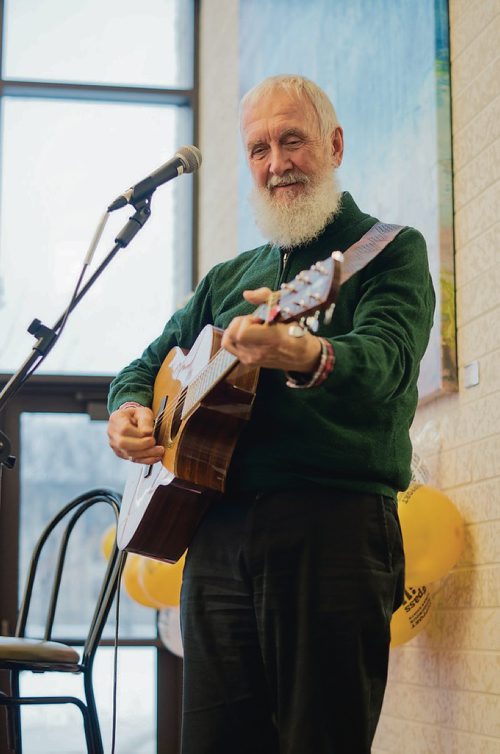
left=117, top=325, right=260, bottom=562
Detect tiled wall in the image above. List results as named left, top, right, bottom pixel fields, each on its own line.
left=374, top=1, right=500, bottom=751
left=198, top=1, right=500, bottom=750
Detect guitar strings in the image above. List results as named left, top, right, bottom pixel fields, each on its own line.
left=152, top=345, right=236, bottom=436
left=155, top=348, right=235, bottom=431
left=152, top=297, right=284, bottom=432
left=153, top=348, right=227, bottom=427
left=150, top=289, right=315, bottom=436
left=152, top=311, right=294, bottom=433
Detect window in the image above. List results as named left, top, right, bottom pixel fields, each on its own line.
left=0, top=2, right=196, bottom=751
left=0, top=0, right=197, bottom=376
left=3, top=0, right=193, bottom=88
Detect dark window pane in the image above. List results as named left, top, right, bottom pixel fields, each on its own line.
left=19, top=412, right=157, bottom=639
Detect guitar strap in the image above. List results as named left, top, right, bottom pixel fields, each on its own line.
left=339, top=222, right=404, bottom=285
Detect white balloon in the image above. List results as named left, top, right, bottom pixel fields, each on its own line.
left=411, top=420, right=441, bottom=485
left=158, top=607, right=184, bottom=658
left=410, top=450, right=431, bottom=484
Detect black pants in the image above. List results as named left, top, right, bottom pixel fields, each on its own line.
left=180, top=488, right=405, bottom=754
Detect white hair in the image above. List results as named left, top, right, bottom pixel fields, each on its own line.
left=240, top=75, right=339, bottom=142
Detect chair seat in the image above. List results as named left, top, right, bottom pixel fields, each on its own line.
left=0, top=636, right=80, bottom=664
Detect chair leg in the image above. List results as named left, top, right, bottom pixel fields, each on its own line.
left=83, top=674, right=104, bottom=754
left=3, top=671, right=22, bottom=754
left=80, top=704, right=102, bottom=754
left=5, top=703, right=22, bottom=754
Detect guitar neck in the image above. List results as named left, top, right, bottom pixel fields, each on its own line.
left=182, top=301, right=272, bottom=419
left=182, top=347, right=239, bottom=419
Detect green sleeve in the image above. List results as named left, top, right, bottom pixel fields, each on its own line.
left=326, top=227, right=435, bottom=401
left=107, top=267, right=218, bottom=413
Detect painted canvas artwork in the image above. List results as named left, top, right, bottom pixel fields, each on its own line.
left=239, top=0, right=457, bottom=399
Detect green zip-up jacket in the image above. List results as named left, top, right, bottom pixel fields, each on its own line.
left=108, top=193, right=435, bottom=498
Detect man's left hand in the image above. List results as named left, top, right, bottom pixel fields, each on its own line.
left=221, top=287, right=322, bottom=373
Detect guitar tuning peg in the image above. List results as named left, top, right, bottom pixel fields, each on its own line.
left=288, top=322, right=307, bottom=338
left=306, top=311, right=320, bottom=333
left=323, top=303, right=336, bottom=325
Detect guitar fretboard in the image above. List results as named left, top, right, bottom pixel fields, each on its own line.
left=182, top=348, right=239, bottom=419
left=181, top=302, right=272, bottom=420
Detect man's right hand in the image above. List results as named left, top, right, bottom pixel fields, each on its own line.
left=107, top=405, right=165, bottom=465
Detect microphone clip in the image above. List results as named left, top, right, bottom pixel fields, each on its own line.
left=115, top=195, right=152, bottom=249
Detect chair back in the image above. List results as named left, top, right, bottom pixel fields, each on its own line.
left=15, top=488, right=124, bottom=668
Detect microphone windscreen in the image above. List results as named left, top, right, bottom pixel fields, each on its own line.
left=176, top=145, right=202, bottom=173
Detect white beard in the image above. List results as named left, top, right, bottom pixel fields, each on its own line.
left=249, top=169, right=342, bottom=248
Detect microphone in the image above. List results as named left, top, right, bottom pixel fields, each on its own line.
left=107, top=145, right=202, bottom=212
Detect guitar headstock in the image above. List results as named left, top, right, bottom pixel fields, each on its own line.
left=254, top=251, right=343, bottom=327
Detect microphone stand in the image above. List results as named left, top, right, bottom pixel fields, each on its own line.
left=0, top=196, right=152, bottom=472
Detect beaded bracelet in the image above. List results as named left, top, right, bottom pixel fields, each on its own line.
left=285, top=338, right=335, bottom=389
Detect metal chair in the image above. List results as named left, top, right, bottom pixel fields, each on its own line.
left=0, top=488, right=125, bottom=753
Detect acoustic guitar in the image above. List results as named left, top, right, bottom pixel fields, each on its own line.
left=117, top=251, right=343, bottom=562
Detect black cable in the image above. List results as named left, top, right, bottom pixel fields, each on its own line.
left=111, top=553, right=125, bottom=754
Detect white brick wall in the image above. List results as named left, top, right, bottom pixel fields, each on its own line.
left=374, top=1, right=500, bottom=750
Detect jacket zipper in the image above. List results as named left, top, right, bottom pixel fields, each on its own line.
left=275, top=249, right=291, bottom=289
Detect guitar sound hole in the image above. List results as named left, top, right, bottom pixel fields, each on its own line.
left=168, top=393, right=185, bottom=444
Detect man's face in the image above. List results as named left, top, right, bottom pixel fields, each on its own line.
left=241, top=88, right=344, bottom=247
left=241, top=89, right=342, bottom=204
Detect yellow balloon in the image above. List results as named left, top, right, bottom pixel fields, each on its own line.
left=122, top=555, right=163, bottom=609
left=138, top=551, right=187, bottom=608
left=390, top=584, right=433, bottom=647
left=397, top=483, right=464, bottom=584
left=101, top=524, right=116, bottom=560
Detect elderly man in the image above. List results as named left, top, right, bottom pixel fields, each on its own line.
left=107, top=75, right=435, bottom=753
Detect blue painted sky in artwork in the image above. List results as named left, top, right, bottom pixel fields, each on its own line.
left=238, top=0, right=453, bottom=397
left=239, top=0, right=438, bottom=247
left=240, top=0, right=435, bottom=150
